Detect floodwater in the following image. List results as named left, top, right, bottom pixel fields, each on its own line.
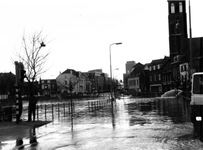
left=1, top=96, right=203, bottom=150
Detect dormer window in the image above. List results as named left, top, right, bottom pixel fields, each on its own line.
left=171, top=3, right=175, bottom=13
left=179, top=2, right=183, bottom=13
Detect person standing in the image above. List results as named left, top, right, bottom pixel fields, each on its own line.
left=28, top=92, right=38, bottom=122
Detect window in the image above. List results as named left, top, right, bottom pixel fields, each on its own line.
left=179, top=2, right=183, bottom=13
left=171, top=3, right=175, bottom=13
left=174, top=56, right=179, bottom=62
left=180, top=66, right=183, bottom=72
left=153, top=66, right=156, bottom=70
left=65, top=81, right=67, bottom=85
left=184, top=65, right=187, bottom=71
left=128, top=79, right=136, bottom=86
left=182, top=75, right=185, bottom=82
left=150, top=76, right=152, bottom=82
left=154, top=75, right=156, bottom=81
left=159, top=74, right=161, bottom=80
left=193, top=75, right=203, bottom=94
left=44, top=85, right=48, bottom=89
left=157, top=64, right=160, bottom=69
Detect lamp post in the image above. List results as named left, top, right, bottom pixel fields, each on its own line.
left=109, top=43, right=122, bottom=105
left=113, top=68, right=119, bottom=79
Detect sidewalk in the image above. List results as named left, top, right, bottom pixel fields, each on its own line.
left=0, top=121, right=51, bottom=142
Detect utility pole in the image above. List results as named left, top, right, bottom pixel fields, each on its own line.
left=109, top=43, right=122, bottom=110
left=189, top=0, right=193, bottom=74
left=200, top=38, right=203, bottom=72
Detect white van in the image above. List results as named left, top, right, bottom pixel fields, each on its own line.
left=190, top=72, right=203, bottom=141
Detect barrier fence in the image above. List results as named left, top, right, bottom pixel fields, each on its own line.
left=0, top=99, right=112, bottom=122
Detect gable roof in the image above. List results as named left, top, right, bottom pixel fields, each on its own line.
left=150, top=56, right=169, bottom=65
left=62, top=69, right=76, bottom=74
left=148, top=56, right=170, bottom=70
left=128, top=63, right=144, bottom=78
left=61, top=69, right=79, bottom=77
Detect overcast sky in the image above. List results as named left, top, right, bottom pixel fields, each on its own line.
left=0, top=0, right=203, bottom=80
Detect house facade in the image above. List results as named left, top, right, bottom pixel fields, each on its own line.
left=74, top=72, right=90, bottom=94
left=123, top=61, right=136, bottom=90
left=0, top=72, right=15, bottom=100
left=162, top=59, right=173, bottom=92
left=86, top=69, right=110, bottom=92
left=128, top=63, right=149, bottom=95
left=56, top=69, right=90, bottom=94
left=40, top=79, right=57, bottom=97
left=148, top=57, right=170, bottom=93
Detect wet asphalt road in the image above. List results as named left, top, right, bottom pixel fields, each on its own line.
left=1, top=96, right=203, bottom=150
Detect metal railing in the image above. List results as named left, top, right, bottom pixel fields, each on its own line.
left=0, top=98, right=112, bottom=122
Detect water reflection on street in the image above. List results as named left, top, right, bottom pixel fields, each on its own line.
left=2, top=96, right=203, bottom=150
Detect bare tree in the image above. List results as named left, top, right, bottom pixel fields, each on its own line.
left=18, top=31, right=50, bottom=84
left=14, top=31, right=50, bottom=121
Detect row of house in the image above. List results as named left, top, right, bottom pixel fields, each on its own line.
left=127, top=55, right=192, bottom=96
left=127, top=0, right=203, bottom=96
left=40, top=69, right=119, bottom=97
left=0, top=69, right=120, bottom=98
left=127, top=56, right=170, bottom=96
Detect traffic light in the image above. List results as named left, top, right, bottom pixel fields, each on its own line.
left=15, top=62, right=26, bottom=83
left=20, top=69, right=26, bottom=82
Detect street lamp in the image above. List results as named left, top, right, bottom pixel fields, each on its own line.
left=109, top=42, right=122, bottom=103
left=113, top=68, right=119, bottom=79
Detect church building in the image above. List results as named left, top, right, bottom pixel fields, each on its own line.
left=167, top=0, right=203, bottom=90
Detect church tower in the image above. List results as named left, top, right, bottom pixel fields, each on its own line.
left=168, top=0, right=188, bottom=59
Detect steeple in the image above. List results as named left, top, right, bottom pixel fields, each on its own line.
left=167, top=0, right=188, bottom=58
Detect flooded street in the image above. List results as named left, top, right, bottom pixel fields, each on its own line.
left=1, top=96, right=203, bottom=150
